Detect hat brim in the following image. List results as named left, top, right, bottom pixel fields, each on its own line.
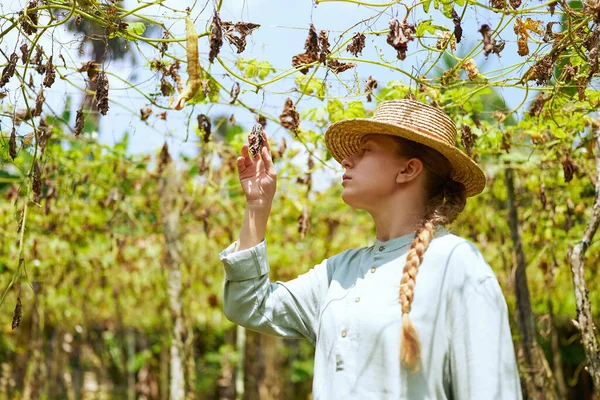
left=325, top=119, right=486, bottom=197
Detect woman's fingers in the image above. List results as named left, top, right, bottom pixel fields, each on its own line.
left=261, top=145, right=275, bottom=176
left=236, top=156, right=246, bottom=173
left=241, top=144, right=253, bottom=167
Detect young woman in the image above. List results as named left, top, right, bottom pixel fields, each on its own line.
left=219, top=100, right=522, bottom=399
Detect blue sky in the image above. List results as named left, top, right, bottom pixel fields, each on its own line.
left=1, top=0, right=550, bottom=188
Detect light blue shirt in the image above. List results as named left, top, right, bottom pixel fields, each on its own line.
left=219, top=226, right=522, bottom=399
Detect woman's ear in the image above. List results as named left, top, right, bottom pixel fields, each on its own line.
left=396, top=158, right=424, bottom=184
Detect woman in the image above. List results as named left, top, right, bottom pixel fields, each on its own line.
left=219, top=99, right=522, bottom=399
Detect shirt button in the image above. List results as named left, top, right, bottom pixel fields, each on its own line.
left=341, top=330, right=347, bottom=338
left=355, top=297, right=360, bottom=303
left=371, top=267, right=376, bottom=273
left=379, top=246, right=385, bottom=251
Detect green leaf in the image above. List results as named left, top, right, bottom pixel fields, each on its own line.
left=423, top=0, right=432, bottom=12
left=295, top=75, right=326, bottom=100
left=126, top=22, right=146, bottom=37
left=416, top=20, right=436, bottom=37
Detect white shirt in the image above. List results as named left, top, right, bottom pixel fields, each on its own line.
left=219, top=226, right=522, bottom=399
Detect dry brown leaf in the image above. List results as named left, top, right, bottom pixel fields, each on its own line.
left=9, top=128, right=17, bottom=160
left=20, top=43, right=28, bottom=64
left=157, top=111, right=167, bottom=120
left=280, top=98, right=300, bottom=132
left=462, top=58, right=479, bottom=80
left=20, top=1, right=38, bottom=36
left=292, top=24, right=320, bottom=74
left=12, top=296, right=22, bottom=330
left=319, top=30, right=330, bottom=64
left=96, top=72, right=109, bottom=115
left=248, top=123, right=265, bottom=158
left=209, top=11, right=223, bottom=63
left=197, top=114, right=211, bottom=143
left=230, top=81, right=240, bottom=104
left=460, top=124, right=476, bottom=157
left=436, top=31, right=456, bottom=51
left=514, top=18, right=543, bottom=57
left=43, top=56, right=55, bottom=88
left=33, top=160, right=42, bottom=201
left=0, top=53, right=18, bottom=88
left=221, top=21, right=260, bottom=53
left=327, top=59, right=356, bottom=73
left=158, top=142, right=171, bottom=174
left=140, top=107, right=152, bottom=121
left=298, top=205, right=309, bottom=239
left=33, top=87, right=44, bottom=117
left=74, top=108, right=85, bottom=136
left=365, top=76, right=378, bottom=102
left=386, top=18, right=416, bottom=60
left=347, top=32, right=366, bottom=57
left=452, top=9, right=463, bottom=43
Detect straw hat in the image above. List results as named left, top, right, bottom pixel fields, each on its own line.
left=324, top=99, right=486, bottom=197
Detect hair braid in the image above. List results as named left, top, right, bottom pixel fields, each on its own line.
left=398, top=180, right=467, bottom=373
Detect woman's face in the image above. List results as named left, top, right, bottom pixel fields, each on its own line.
left=340, top=134, right=409, bottom=210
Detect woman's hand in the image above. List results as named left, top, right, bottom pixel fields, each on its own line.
left=237, top=132, right=277, bottom=206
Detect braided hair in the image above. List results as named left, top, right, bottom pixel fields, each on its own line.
left=392, top=137, right=468, bottom=373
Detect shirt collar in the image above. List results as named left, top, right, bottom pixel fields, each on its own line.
left=372, top=225, right=448, bottom=253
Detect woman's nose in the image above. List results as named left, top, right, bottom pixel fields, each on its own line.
left=341, top=155, right=352, bottom=169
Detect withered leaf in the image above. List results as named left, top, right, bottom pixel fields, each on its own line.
left=230, top=82, right=240, bottom=104
left=292, top=24, right=320, bottom=73
left=544, top=21, right=558, bottom=43
left=562, top=154, right=577, bottom=183
left=280, top=98, right=300, bottom=132
left=248, top=123, right=265, bottom=158
left=451, top=9, right=463, bottom=43
left=158, top=142, right=171, bottom=174
left=463, top=58, right=479, bottom=80
left=209, top=11, right=223, bottom=63
left=37, top=118, right=52, bottom=155
left=292, top=53, right=317, bottom=74
left=490, top=0, right=506, bottom=9
left=275, top=137, right=287, bottom=159
left=74, top=108, right=85, bottom=136
left=436, top=31, right=456, bottom=51
left=514, top=18, right=543, bottom=57
left=347, top=32, right=366, bottom=57
left=20, top=1, right=38, bottom=36
left=0, top=53, right=18, bottom=89
left=221, top=21, right=260, bottom=53
left=479, top=25, right=493, bottom=56
left=160, top=77, right=174, bottom=96
left=33, top=160, right=42, bottom=201
left=33, top=45, right=45, bottom=74
left=33, top=87, right=44, bottom=117
left=528, top=92, right=550, bottom=117
left=12, top=296, right=22, bottom=330
left=78, top=61, right=100, bottom=82
left=386, top=18, right=416, bottom=60
left=460, top=124, right=476, bottom=157
left=549, top=0, right=557, bottom=15
left=327, top=59, right=355, bottom=73
left=43, top=56, right=56, bottom=88
left=365, top=75, right=378, bottom=102
left=140, top=107, right=152, bottom=121
left=319, top=30, right=330, bottom=64
left=256, top=114, right=267, bottom=128
left=96, top=72, right=109, bottom=115
left=197, top=114, right=211, bottom=143
left=157, top=111, right=167, bottom=120
left=9, top=128, right=17, bottom=160
left=229, top=114, right=236, bottom=125
left=509, top=0, right=521, bottom=9
left=20, top=43, right=28, bottom=64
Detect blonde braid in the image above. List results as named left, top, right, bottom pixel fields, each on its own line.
left=399, top=219, right=435, bottom=373
left=399, top=180, right=467, bottom=373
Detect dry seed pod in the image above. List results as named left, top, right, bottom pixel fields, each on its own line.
left=74, top=108, right=85, bottom=136
left=174, top=15, right=201, bottom=110
left=280, top=98, right=300, bottom=132
left=12, top=296, right=22, bottom=330
left=248, top=123, right=265, bottom=158
left=9, top=128, right=17, bottom=160
left=0, top=53, right=18, bottom=88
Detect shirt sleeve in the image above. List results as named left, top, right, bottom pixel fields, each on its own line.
left=219, top=239, right=332, bottom=345
left=447, top=241, right=523, bottom=400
